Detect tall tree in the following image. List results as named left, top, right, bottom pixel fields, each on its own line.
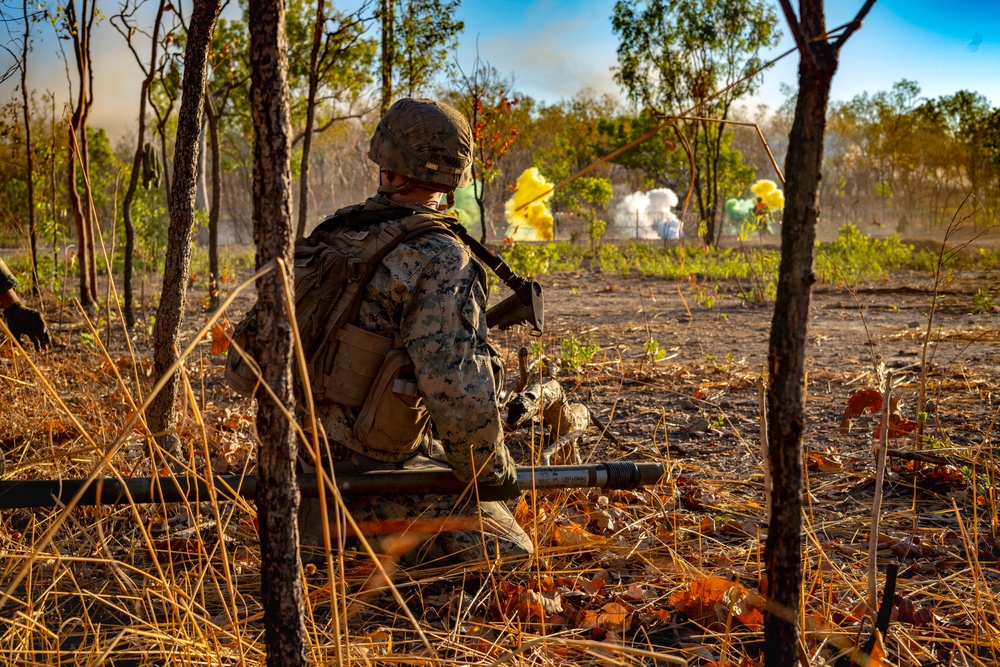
left=113, top=0, right=171, bottom=329
left=19, top=0, right=38, bottom=289
left=764, top=3, right=875, bottom=667
left=288, top=0, right=373, bottom=236
left=203, top=16, right=250, bottom=310
left=147, top=0, right=221, bottom=455
left=379, top=0, right=393, bottom=115
left=249, top=0, right=310, bottom=663
left=450, top=57, right=521, bottom=242
left=612, top=0, right=780, bottom=246
left=61, top=0, right=99, bottom=308
left=378, top=0, right=463, bottom=115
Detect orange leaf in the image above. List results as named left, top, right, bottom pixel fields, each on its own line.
left=840, top=390, right=883, bottom=434
left=211, top=322, right=232, bottom=355
left=554, top=522, right=603, bottom=547
left=807, top=451, right=843, bottom=473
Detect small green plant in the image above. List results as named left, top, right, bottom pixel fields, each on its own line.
left=971, top=286, right=994, bottom=313
left=644, top=337, right=667, bottom=362
left=705, top=352, right=733, bottom=372
left=587, top=218, right=607, bottom=251
left=559, top=337, right=600, bottom=374
left=694, top=282, right=719, bottom=309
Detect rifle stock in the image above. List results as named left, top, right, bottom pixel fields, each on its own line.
left=0, top=462, right=665, bottom=509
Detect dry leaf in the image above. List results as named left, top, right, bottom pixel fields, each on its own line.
left=840, top=390, right=883, bottom=434
left=211, top=322, right=232, bottom=355
left=554, top=522, right=603, bottom=547
left=807, top=451, right=844, bottom=473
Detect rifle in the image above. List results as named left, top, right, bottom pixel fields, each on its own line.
left=0, top=462, right=664, bottom=509
left=443, top=218, right=544, bottom=334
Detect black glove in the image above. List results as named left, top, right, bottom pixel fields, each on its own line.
left=4, top=302, right=51, bottom=350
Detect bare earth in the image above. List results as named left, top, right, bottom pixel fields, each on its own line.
left=1, top=258, right=998, bottom=665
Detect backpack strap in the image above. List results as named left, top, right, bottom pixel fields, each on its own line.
left=308, top=213, right=457, bottom=372
left=310, top=207, right=413, bottom=237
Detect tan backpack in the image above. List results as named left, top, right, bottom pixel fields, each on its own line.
left=225, top=208, right=454, bottom=437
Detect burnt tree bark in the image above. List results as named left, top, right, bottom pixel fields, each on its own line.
left=764, top=3, right=876, bottom=667
left=249, top=0, right=309, bottom=664
left=379, top=0, right=394, bottom=116
left=148, top=0, right=221, bottom=455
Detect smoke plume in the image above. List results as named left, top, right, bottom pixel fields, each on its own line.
left=505, top=168, right=555, bottom=241
left=613, top=188, right=683, bottom=240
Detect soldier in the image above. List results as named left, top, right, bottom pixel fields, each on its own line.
left=0, top=259, right=50, bottom=351
left=296, top=98, right=533, bottom=565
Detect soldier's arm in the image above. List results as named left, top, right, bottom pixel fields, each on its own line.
left=400, top=244, right=516, bottom=487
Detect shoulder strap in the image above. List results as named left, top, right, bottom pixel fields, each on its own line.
left=310, top=207, right=413, bottom=237
left=308, top=213, right=457, bottom=366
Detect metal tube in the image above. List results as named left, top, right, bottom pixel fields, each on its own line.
left=0, top=462, right=665, bottom=509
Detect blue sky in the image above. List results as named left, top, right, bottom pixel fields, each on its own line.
left=3, top=0, right=997, bottom=136
left=453, top=0, right=1000, bottom=111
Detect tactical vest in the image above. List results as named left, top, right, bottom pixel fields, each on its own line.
left=225, top=207, right=456, bottom=455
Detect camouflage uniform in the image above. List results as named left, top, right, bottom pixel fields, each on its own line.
left=301, top=195, right=533, bottom=565
left=0, top=259, right=20, bottom=294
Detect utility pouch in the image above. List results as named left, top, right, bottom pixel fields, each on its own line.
left=319, top=323, right=394, bottom=407
left=354, top=347, right=430, bottom=455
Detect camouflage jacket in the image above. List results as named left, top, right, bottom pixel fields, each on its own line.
left=317, top=197, right=515, bottom=487
left=0, top=259, right=19, bottom=295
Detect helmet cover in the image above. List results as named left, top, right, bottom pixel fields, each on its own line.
left=368, top=98, right=473, bottom=190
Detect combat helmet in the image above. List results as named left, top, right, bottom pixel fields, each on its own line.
left=369, top=98, right=473, bottom=192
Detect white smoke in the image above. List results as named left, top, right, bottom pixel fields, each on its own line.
left=613, top=188, right=683, bottom=240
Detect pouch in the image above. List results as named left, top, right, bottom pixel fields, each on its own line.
left=354, top=348, right=430, bottom=455
left=318, top=323, right=395, bottom=407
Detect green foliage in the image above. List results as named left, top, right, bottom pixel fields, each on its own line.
left=596, top=243, right=632, bottom=275
left=559, top=338, right=600, bottom=374
left=814, top=224, right=914, bottom=284
left=612, top=0, right=779, bottom=245
left=501, top=242, right=584, bottom=278
left=644, top=337, right=667, bottom=362
left=971, top=287, right=994, bottom=314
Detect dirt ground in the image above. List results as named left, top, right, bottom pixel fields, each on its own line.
left=2, top=252, right=999, bottom=665
left=521, top=266, right=1000, bottom=463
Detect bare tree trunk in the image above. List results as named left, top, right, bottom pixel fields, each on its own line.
left=148, top=0, right=221, bottom=455
left=20, top=0, right=38, bottom=291
left=764, top=3, right=875, bottom=667
left=295, top=0, right=326, bottom=238
left=379, top=0, right=394, bottom=116
left=64, top=0, right=97, bottom=309
left=205, top=92, right=221, bottom=310
left=119, top=0, right=167, bottom=329
left=249, top=0, right=309, bottom=663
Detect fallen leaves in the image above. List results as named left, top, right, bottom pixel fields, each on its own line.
left=669, top=576, right=765, bottom=630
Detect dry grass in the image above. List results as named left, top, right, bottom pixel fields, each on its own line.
left=0, top=260, right=998, bottom=667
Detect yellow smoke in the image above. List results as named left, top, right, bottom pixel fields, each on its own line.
left=750, top=179, right=785, bottom=210
left=505, top=168, right=554, bottom=241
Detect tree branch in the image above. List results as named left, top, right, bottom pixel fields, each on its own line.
left=777, top=0, right=812, bottom=65
left=833, top=0, right=878, bottom=49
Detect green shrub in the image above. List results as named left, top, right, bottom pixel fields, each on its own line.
left=815, top=224, right=914, bottom=284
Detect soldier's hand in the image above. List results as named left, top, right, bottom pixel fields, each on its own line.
left=4, top=302, right=51, bottom=351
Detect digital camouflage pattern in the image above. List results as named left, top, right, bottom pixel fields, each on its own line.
left=368, top=98, right=473, bottom=190
left=305, top=196, right=532, bottom=561
left=320, top=197, right=514, bottom=486
left=0, top=259, right=20, bottom=295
